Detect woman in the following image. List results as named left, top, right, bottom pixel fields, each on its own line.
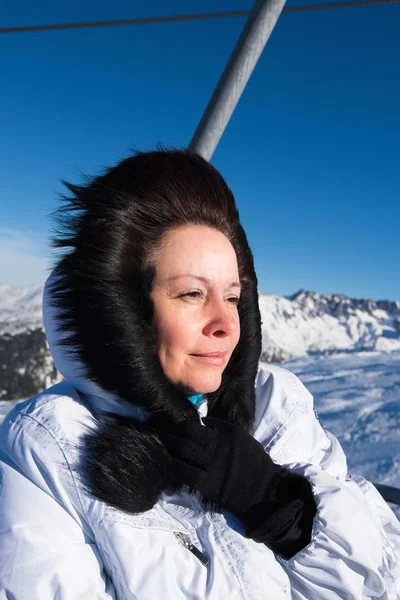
left=0, top=149, right=399, bottom=599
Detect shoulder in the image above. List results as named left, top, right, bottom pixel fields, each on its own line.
left=253, top=363, right=312, bottom=430
left=0, top=381, right=97, bottom=518
left=252, top=363, right=326, bottom=463
left=1, top=380, right=95, bottom=452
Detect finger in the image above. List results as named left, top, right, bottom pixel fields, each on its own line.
left=156, top=431, right=208, bottom=470
left=155, top=428, right=193, bottom=452
left=154, top=420, right=216, bottom=446
left=170, top=458, right=206, bottom=489
left=174, top=421, right=217, bottom=446
left=276, top=471, right=312, bottom=502
left=264, top=499, right=304, bottom=542
left=202, top=416, right=236, bottom=432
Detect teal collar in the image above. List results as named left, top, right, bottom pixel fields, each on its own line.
left=187, top=394, right=204, bottom=407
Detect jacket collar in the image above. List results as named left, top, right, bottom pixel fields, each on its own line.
left=83, top=391, right=208, bottom=421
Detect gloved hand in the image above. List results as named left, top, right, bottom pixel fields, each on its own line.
left=155, top=416, right=317, bottom=558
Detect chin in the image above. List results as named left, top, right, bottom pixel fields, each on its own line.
left=184, top=374, right=222, bottom=395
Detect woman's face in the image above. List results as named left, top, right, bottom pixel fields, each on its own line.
left=150, top=225, right=241, bottom=395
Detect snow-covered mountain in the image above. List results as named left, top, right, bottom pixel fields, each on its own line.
left=260, top=289, right=400, bottom=362
left=0, top=284, right=399, bottom=400
left=0, top=284, right=43, bottom=336
left=0, top=284, right=58, bottom=400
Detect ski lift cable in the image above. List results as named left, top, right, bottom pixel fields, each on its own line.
left=1, top=0, right=400, bottom=35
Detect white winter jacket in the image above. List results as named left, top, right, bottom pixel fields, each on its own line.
left=0, top=362, right=400, bottom=599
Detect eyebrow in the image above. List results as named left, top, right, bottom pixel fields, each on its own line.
left=166, top=275, right=241, bottom=288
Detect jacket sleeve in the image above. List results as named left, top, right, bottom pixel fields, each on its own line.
left=0, top=410, right=116, bottom=600
left=255, top=366, right=400, bottom=599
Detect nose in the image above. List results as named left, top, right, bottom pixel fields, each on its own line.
left=202, top=298, right=239, bottom=339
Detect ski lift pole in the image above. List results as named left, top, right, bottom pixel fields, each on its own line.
left=189, top=0, right=286, bottom=161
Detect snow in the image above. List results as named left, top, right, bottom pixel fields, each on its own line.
left=285, top=350, right=400, bottom=517
left=0, top=399, right=24, bottom=420
left=1, top=350, right=399, bottom=517
left=0, top=284, right=43, bottom=335
left=259, top=291, right=400, bottom=361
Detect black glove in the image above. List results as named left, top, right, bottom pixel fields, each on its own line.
left=155, top=416, right=317, bottom=558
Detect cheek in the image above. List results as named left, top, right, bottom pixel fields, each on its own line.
left=155, top=319, right=194, bottom=387
left=156, top=316, right=194, bottom=357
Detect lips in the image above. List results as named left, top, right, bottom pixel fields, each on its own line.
left=191, top=351, right=227, bottom=358
left=190, top=351, right=228, bottom=366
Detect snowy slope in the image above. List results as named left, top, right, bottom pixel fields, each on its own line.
left=0, top=399, right=21, bottom=420
left=287, top=351, right=400, bottom=517
left=286, top=351, right=400, bottom=487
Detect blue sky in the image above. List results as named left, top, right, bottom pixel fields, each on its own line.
left=1, top=0, right=399, bottom=300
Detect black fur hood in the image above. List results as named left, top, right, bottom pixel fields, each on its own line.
left=43, top=242, right=262, bottom=513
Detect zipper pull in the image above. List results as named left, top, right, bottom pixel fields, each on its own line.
left=174, top=532, right=210, bottom=567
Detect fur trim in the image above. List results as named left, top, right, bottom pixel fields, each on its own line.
left=48, top=150, right=262, bottom=514
left=82, top=416, right=173, bottom=514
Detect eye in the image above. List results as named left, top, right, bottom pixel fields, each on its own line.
left=227, top=296, right=240, bottom=305
left=179, top=290, right=203, bottom=300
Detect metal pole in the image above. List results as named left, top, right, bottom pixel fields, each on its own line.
left=189, top=0, right=286, bottom=161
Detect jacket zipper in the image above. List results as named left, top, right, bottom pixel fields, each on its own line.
left=174, top=532, right=210, bottom=567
